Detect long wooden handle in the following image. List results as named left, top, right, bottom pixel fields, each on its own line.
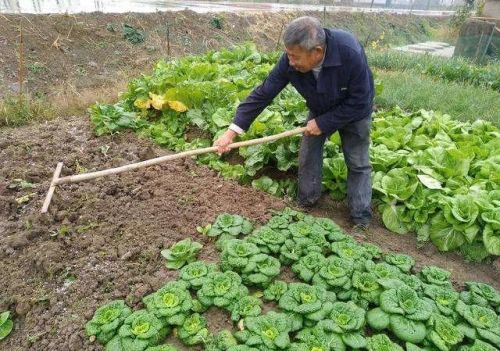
left=55, top=127, right=307, bottom=185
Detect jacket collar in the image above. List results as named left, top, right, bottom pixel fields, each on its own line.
left=322, top=29, right=342, bottom=67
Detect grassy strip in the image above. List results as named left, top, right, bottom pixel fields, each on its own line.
left=374, top=68, right=500, bottom=125
left=0, top=96, right=54, bottom=127
left=367, top=50, right=500, bottom=91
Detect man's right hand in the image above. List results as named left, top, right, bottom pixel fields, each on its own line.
left=213, top=129, right=237, bottom=155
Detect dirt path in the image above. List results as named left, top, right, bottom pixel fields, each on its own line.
left=0, top=115, right=498, bottom=351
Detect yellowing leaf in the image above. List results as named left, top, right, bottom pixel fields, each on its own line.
left=134, top=98, right=151, bottom=110
left=149, top=92, right=166, bottom=110
left=167, top=100, right=188, bottom=112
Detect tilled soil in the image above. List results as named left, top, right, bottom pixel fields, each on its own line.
left=0, top=116, right=498, bottom=351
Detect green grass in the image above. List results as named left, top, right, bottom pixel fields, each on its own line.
left=367, top=50, right=500, bottom=91
left=374, top=69, right=500, bottom=125
left=0, top=95, right=54, bottom=128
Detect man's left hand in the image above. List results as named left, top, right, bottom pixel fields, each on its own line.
left=305, top=119, right=322, bottom=136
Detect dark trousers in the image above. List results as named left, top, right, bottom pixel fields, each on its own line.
left=297, top=116, right=372, bottom=225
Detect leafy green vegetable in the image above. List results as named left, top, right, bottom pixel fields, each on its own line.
left=197, top=271, right=248, bottom=309
left=263, top=281, right=288, bottom=302
left=240, top=253, right=281, bottom=287
left=367, top=285, right=433, bottom=343
left=179, top=261, right=218, bottom=290
left=384, top=253, right=415, bottom=273
left=205, top=330, right=238, bottom=351
left=220, top=239, right=260, bottom=272
left=0, top=311, right=14, bottom=341
left=455, top=300, right=500, bottom=346
left=350, top=271, right=383, bottom=307
left=317, top=301, right=366, bottom=349
left=460, top=340, right=500, bottom=351
left=85, top=300, right=132, bottom=344
left=235, top=311, right=292, bottom=350
left=106, top=310, right=169, bottom=351
left=248, top=226, right=288, bottom=254
left=161, top=238, right=203, bottom=270
left=424, top=285, right=459, bottom=317
left=460, top=282, right=500, bottom=311
left=291, top=252, right=326, bottom=283
left=122, top=24, right=145, bottom=44
left=292, top=327, right=344, bottom=351
left=366, top=334, right=404, bottom=351
left=142, top=281, right=192, bottom=326
left=419, top=266, right=452, bottom=288
left=230, top=295, right=262, bottom=321
left=208, top=214, right=253, bottom=237
left=311, top=256, right=354, bottom=291
left=177, top=313, right=209, bottom=345
left=426, top=314, right=464, bottom=351
left=278, top=283, right=335, bottom=327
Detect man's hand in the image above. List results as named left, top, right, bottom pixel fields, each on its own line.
left=305, top=119, right=322, bottom=136
left=213, top=129, right=237, bottom=155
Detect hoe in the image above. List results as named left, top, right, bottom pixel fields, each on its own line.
left=41, top=127, right=306, bottom=213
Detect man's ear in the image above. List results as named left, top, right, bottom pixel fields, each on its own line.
left=313, top=46, right=325, bottom=57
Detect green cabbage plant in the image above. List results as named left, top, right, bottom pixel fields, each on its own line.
left=419, top=266, right=452, bottom=288
left=317, top=301, right=367, bottom=349
left=241, top=253, right=281, bottom=287
left=230, top=295, right=262, bottom=321
left=426, top=314, right=464, bottom=351
left=106, top=310, right=169, bottom=351
left=263, top=281, right=288, bottom=302
left=460, top=282, right=500, bottom=312
left=208, top=213, right=253, bottom=237
left=366, top=334, right=404, bottom=351
left=247, top=226, right=288, bottom=254
left=456, top=300, right=500, bottom=346
left=177, top=313, right=209, bottom=345
left=311, top=256, right=354, bottom=293
left=85, top=300, right=132, bottom=344
left=384, top=253, right=415, bottom=273
left=290, top=327, right=344, bottom=351
left=142, top=281, right=192, bottom=326
left=220, top=239, right=260, bottom=272
left=291, top=252, right=326, bottom=283
left=197, top=271, right=248, bottom=309
left=366, top=285, right=433, bottom=343
left=278, top=283, right=335, bottom=328
left=205, top=330, right=238, bottom=351
left=144, top=345, right=178, bottom=351
left=235, top=311, right=292, bottom=350
left=424, top=285, right=460, bottom=317
left=179, top=261, right=218, bottom=290
left=161, top=238, right=203, bottom=269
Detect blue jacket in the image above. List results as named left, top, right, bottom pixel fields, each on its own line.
left=233, top=29, right=374, bottom=135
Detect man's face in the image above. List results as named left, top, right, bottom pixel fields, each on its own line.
left=286, top=45, right=325, bottom=73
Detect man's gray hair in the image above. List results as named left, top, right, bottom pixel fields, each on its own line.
left=283, top=16, right=326, bottom=51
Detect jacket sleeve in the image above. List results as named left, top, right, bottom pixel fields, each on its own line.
left=314, top=48, right=373, bottom=135
left=232, top=54, right=290, bottom=131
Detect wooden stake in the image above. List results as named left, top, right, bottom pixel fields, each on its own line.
left=276, top=22, right=285, bottom=50
left=18, top=19, right=25, bottom=103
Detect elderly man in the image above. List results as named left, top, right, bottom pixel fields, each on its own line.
left=214, top=16, right=374, bottom=230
